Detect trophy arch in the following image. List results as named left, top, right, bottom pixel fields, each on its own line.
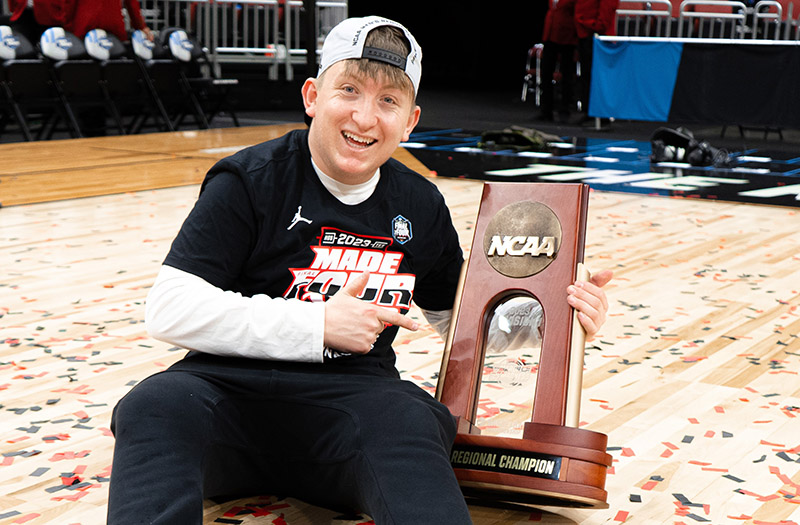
left=436, top=182, right=611, bottom=509
left=472, top=290, right=545, bottom=437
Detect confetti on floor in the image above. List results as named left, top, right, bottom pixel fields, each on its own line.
left=2, top=129, right=800, bottom=523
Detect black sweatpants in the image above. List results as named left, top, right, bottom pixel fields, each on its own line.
left=577, top=36, right=595, bottom=117
left=107, top=357, right=472, bottom=524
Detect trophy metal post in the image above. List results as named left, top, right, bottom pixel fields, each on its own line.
left=436, top=182, right=611, bottom=509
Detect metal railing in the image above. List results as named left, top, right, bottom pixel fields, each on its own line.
left=613, top=0, right=800, bottom=40
left=138, top=0, right=347, bottom=78
left=677, top=0, right=747, bottom=38
left=205, top=0, right=283, bottom=78
left=616, top=0, right=675, bottom=37
left=752, top=0, right=783, bottom=39
left=283, top=1, right=347, bottom=75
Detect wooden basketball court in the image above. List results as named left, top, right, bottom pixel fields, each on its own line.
left=1, top=125, right=799, bottom=524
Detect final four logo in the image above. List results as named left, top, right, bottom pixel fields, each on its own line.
left=392, top=215, right=412, bottom=244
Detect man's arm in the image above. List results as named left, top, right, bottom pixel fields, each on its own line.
left=147, top=266, right=420, bottom=360
left=146, top=265, right=325, bottom=362
left=420, top=308, right=452, bottom=340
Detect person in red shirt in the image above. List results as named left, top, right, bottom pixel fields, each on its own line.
left=574, top=0, right=619, bottom=124
left=66, top=0, right=152, bottom=41
left=7, top=0, right=74, bottom=43
left=62, top=0, right=153, bottom=136
left=537, top=0, right=578, bottom=122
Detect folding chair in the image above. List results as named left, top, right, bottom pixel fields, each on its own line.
left=84, top=28, right=171, bottom=134
left=132, top=28, right=208, bottom=130
left=129, top=29, right=174, bottom=132
left=160, top=27, right=239, bottom=128
left=0, top=25, right=32, bottom=139
left=0, top=25, right=80, bottom=140
left=40, top=26, right=123, bottom=137
left=521, top=43, right=543, bottom=104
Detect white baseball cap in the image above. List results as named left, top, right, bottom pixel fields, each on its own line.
left=318, top=16, right=422, bottom=94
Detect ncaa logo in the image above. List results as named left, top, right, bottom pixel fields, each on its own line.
left=392, top=215, right=412, bottom=244
left=483, top=201, right=562, bottom=278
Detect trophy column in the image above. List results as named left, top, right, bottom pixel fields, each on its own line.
left=436, top=182, right=611, bottom=509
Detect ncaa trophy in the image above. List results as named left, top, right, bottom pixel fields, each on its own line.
left=436, top=182, right=611, bottom=508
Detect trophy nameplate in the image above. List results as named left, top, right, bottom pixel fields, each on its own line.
left=437, top=182, right=611, bottom=509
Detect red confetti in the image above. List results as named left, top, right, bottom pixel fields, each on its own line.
left=681, top=356, right=707, bottom=362
left=51, top=490, right=91, bottom=502
left=60, top=474, right=83, bottom=486
left=49, top=450, right=90, bottom=462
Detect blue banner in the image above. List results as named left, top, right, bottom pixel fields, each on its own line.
left=589, top=40, right=683, bottom=121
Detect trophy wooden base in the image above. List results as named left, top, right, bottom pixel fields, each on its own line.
left=450, top=423, right=611, bottom=509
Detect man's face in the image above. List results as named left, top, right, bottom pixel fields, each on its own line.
left=302, top=61, right=421, bottom=185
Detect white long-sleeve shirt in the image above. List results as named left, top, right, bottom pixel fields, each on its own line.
left=146, top=264, right=326, bottom=361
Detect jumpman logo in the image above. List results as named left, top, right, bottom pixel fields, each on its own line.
left=287, top=206, right=313, bottom=230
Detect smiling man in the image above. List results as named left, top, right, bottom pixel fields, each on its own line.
left=106, top=16, right=611, bottom=525
left=302, top=24, right=421, bottom=186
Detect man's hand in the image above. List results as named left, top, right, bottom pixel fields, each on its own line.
left=324, top=272, right=419, bottom=354
left=567, top=269, right=613, bottom=339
